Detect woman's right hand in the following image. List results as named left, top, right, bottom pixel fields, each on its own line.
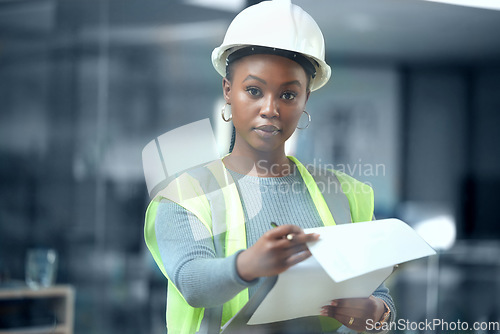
left=236, top=224, right=320, bottom=281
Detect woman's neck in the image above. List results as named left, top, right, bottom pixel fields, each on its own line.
left=223, top=147, right=293, bottom=177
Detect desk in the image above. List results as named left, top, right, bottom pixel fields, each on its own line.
left=0, top=285, right=74, bottom=334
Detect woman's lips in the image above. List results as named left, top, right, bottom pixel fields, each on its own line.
left=254, top=125, right=280, bottom=138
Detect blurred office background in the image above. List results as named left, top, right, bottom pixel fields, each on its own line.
left=0, top=0, right=499, bottom=333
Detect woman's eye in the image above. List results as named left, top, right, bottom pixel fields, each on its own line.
left=246, top=87, right=261, bottom=97
left=281, top=92, right=297, bottom=100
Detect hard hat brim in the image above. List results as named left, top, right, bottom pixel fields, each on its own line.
left=212, top=44, right=331, bottom=92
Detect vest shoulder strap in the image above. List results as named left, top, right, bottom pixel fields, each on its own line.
left=331, top=169, right=374, bottom=223
left=305, top=165, right=353, bottom=225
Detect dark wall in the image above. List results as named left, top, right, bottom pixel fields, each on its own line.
left=403, top=66, right=500, bottom=239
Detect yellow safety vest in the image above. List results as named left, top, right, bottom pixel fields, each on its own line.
left=144, top=156, right=374, bottom=333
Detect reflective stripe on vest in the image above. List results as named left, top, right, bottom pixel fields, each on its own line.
left=144, top=156, right=374, bottom=333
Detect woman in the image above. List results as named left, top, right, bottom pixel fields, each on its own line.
left=145, top=1, right=395, bottom=333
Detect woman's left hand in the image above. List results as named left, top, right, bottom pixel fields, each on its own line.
left=320, top=296, right=386, bottom=332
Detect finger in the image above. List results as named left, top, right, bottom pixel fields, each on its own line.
left=272, top=231, right=319, bottom=247
left=286, top=243, right=310, bottom=255
left=323, top=299, right=370, bottom=319
left=331, top=298, right=370, bottom=309
left=266, top=224, right=303, bottom=239
left=267, top=239, right=309, bottom=262
left=287, top=231, right=320, bottom=244
left=321, top=305, right=339, bottom=318
left=321, top=304, right=366, bottom=319
left=274, top=239, right=310, bottom=253
left=330, top=298, right=378, bottom=317
left=274, top=237, right=294, bottom=249
left=284, top=249, right=312, bottom=267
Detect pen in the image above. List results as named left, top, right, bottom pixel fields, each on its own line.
left=270, top=222, right=294, bottom=241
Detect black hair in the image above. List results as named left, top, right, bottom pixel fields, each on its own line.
left=229, top=125, right=236, bottom=153
left=227, top=46, right=317, bottom=80
left=225, top=46, right=316, bottom=91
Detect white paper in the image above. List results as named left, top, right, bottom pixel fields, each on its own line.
left=306, top=219, right=436, bottom=282
left=248, top=257, right=393, bottom=324
left=247, top=218, right=436, bottom=325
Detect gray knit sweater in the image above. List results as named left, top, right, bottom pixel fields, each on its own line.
left=154, top=167, right=396, bottom=332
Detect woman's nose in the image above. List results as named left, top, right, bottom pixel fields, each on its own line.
left=260, top=95, right=279, bottom=118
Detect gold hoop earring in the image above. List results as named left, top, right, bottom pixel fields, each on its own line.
left=221, top=103, right=232, bottom=122
left=296, top=110, right=311, bottom=129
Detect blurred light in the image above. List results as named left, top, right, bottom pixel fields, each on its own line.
left=421, top=0, right=500, bottom=11
left=184, top=0, right=245, bottom=12
left=80, top=21, right=228, bottom=46
left=414, top=214, right=456, bottom=251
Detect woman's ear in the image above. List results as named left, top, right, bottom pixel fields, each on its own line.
left=222, top=77, right=231, bottom=104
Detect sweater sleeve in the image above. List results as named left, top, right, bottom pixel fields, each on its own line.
left=372, top=282, right=397, bottom=321
left=368, top=282, right=396, bottom=334
left=367, top=214, right=396, bottom=333
left=154, top=199, right=259, bottom=308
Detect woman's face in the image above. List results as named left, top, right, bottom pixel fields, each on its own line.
left=223, top=54, right=310, bottom=155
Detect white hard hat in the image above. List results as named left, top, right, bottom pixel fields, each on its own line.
left=211, top=0, right=331, bottom=91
